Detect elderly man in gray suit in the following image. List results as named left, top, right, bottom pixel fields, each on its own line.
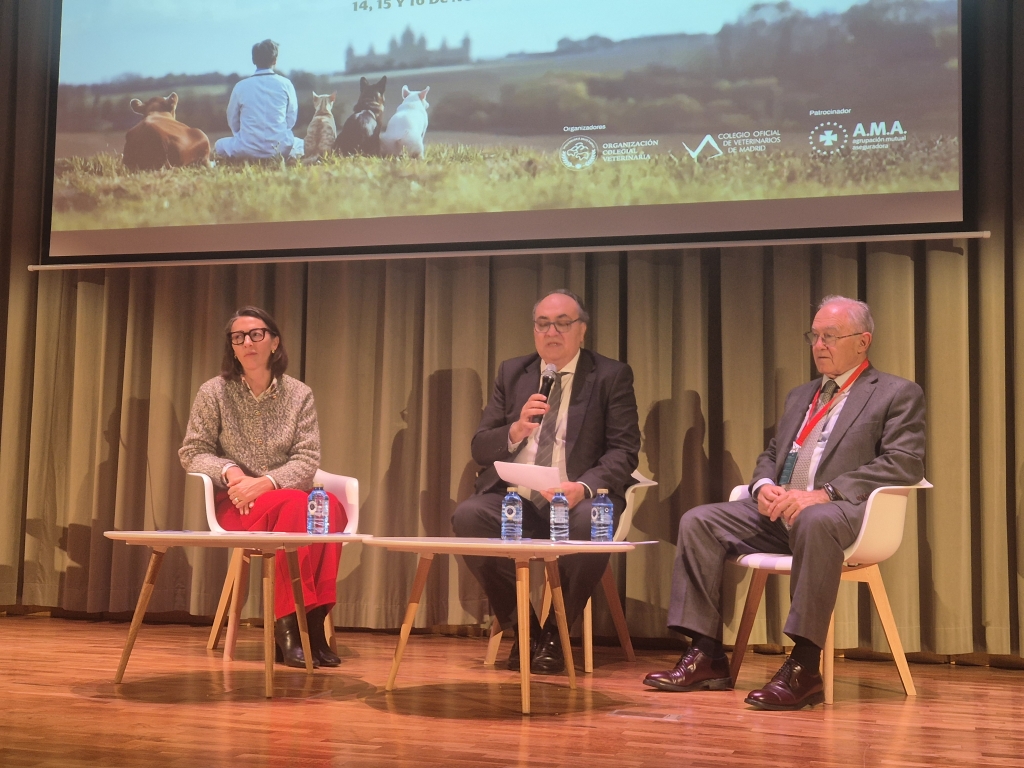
left=644, top=295, right=926, bottom=710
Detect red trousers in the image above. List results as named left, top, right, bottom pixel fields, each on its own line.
left=215, top=489, right=347, bottom=619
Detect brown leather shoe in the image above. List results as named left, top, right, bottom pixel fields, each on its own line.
left=744, top=658, right=824, bottom=710
left=643, top=647, right=733, bottom=692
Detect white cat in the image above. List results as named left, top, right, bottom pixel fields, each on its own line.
left=380, top=86, right=430, bottom=158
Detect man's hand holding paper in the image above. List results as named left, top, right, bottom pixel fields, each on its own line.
left=494, top=461, right=561, bottom=494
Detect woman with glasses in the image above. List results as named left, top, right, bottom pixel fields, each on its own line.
left=179, top=306, right=345, bottom=669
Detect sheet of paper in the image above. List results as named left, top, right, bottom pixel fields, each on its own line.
left=494, top=461, right=562, bottom=494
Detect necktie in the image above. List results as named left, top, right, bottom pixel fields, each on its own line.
left=784, top=378, right=839, bottom=491
left=534, top=372, right=565, bottom=468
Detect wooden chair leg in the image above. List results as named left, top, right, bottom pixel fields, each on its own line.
left=729, top=569, right=769, bottom=686
left=863, top=564, right=916, bottom=696
left=325, top=611, right=338, bottom=655
left=208, top=548, right=242, bottom=651
left=285, top=549, right=315, bottom=675
left=823, top=611, right=836, bottom=705
left=539, top=571, right=552, bottom=627
left=223, top=551, right=251, bottom=662
left=485, top=617, right=503, bottom=666
left=601, top=564, right=635, bottom=663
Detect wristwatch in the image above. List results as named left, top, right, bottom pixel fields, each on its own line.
left=822, top=482, right=842, bottom=501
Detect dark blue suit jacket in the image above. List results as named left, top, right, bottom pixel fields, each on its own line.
left=471, top=348, right=641, bottom=499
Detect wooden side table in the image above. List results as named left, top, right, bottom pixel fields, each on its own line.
left=104, top=530, right=370, bottom=698
left=364, top=536, right=648, bottom=714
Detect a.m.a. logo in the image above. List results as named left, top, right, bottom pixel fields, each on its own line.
left=852, top=121, right=906, bottom=137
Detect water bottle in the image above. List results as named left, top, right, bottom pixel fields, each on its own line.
left=590, top=488, right=614, bottom=542
left=306, top=483, right=329, bottom=535
left=549, top=491, right=570, bottom=542
left=501, top=487, right=523, bottom=541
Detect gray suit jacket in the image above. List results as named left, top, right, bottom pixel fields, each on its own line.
left=751, top=365, right=926, bottom=524
left=471, top=349, right=641, bottom=499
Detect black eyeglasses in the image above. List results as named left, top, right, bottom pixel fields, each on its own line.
left=229, top=328, right=272, bottom=345
left=804, top=331, right=864, bottom=347
left=534, top=318, right=582, bottom=334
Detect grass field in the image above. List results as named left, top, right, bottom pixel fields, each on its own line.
left=50, top=138, right=960, bottom=231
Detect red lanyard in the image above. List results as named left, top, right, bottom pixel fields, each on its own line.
left=793, top=359, right=870, bottom=447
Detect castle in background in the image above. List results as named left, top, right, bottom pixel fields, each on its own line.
left=346, top=28, right=471, bottom=74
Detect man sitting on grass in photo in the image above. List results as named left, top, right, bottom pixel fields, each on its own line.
left=214, top=39, right=304, bottom=161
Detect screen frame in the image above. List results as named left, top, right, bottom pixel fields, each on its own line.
left=37, top=0, right=975, bottom=268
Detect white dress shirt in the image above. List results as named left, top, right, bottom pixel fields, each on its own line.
left=754, top=363, right=862, bottom=498
left=509, top=350, right=592, bottom=498
left=216, top=69, right=302, bottom=159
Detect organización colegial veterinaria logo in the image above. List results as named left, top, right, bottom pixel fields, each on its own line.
left=560, top=136, right=599, bottom=170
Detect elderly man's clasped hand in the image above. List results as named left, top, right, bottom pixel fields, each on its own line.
left=757, top=484, right=831, bottom=525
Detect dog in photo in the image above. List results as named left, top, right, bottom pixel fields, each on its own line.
left=380, top=85, right=430, bottom=159
left=335, top=76, right=387, bottom=156
left=123, top=93, right=211, bottom=171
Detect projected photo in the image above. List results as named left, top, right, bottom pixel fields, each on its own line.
left=49, top=0, right=962, bottom=260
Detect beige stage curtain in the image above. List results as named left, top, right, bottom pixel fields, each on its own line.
left=0, top=242, right=1013, bottom=656
left=2, top=0, right=1024, bottom=658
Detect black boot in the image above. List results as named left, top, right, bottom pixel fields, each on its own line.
left=306, top=604, right=342, bottom=667
left=274, top=613, right=320, bottom=669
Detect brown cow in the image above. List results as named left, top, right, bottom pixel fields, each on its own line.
left=122, top=93, right=211, bottom=171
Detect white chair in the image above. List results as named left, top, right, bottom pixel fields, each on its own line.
left=198, top=469, right=360, bottom=659
left=484, top=470, right=658, bottom=672
left=727, top=479, right=932, bottom=704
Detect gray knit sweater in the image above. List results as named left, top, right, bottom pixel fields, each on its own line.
left=179, top=374, right=320, bottom=490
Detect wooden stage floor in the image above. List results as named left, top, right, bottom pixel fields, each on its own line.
left=2, top=615, right=1023, bottom=767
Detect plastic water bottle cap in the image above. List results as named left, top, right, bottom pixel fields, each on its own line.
left=314, top=484, right=324, bottom=490
left=507, top=487, right=516, bottom=493
left=598, top=488, right=609, bottom=494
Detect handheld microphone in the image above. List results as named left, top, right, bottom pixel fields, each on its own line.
left=532, top=364, right=558, bottom=423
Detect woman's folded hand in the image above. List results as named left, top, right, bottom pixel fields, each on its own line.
left=226, top=474, right=274, bottom=514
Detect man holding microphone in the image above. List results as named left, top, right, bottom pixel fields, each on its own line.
left=452, top=289, right=641, bottom=674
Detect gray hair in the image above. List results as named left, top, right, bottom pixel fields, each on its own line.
left=818, top=295, right=874, bottom=335
left=533, top=289, right=590, bottom=325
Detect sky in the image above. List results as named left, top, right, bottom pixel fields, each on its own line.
left=58, top=0, right=946, bottom=84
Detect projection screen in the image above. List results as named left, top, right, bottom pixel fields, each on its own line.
left=46, top=0, right=963, bottom=264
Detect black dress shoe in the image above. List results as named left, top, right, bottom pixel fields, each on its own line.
left=306, top=604, right=342, bottom=667
left=274, top=613, right=320, bottom=669
left=744, top=658, right=824, bottom=710
left=507, top=612, right=542, bottom=671
left=508, top=630, right=539, bottom=671
left=642, top=647, right=733, bottom=692
left=530, top=625, right=565, bottom=675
